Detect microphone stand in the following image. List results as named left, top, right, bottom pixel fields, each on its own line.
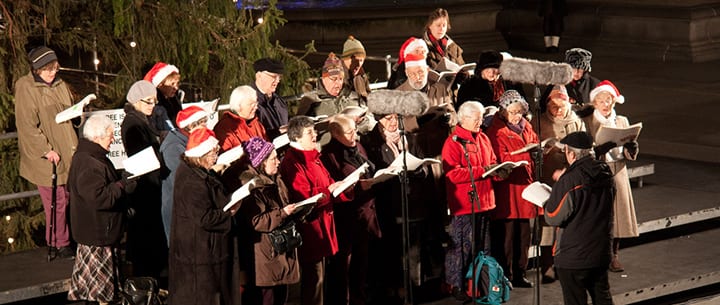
left=397, top=114, right=413, bottom=305
left=458, top=139, right=481, bottom=303
left=532, top=84, right=544, bottom=305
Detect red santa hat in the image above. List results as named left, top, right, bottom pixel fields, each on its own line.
left=143, top=62, right=179, bottom=87
left=590, top=80, right=625, bottom=104
left=404, top=53, right=427, bottom=68
left=185, top=128, right=219, bottom=158
left=397, top=37, right=428, bottom=65
left=176, top=106, right=208, bottom=129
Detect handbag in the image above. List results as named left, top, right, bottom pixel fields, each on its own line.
left=120, top=277, right=162, bottom=305
left=268, top=221, right=302, bottom=254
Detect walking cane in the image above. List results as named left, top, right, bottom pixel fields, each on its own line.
left=47, top=162, right=57, bottom=262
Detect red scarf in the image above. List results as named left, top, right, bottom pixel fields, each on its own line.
left=491, top=79, right=506, bottom=102
left=427, top=30, right=447, bottom=57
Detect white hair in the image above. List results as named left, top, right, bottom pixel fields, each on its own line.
left=457, top=101, right=485, bottom=119
left=228, top=85, right=257, bottom=113
left=82, top=114, right=114, bottom=141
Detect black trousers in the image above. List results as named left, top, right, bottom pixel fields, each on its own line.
left=556, top=267, right=614, bottom=305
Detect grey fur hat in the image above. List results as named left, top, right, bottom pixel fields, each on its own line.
left=565, top=48, right=592, bottom=72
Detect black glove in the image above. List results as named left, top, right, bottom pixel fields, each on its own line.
left=594, top=141, right=617, bottom=156
left=623, top=141, right=638, bottom=155
left=120, top=171, right=138, bottom=194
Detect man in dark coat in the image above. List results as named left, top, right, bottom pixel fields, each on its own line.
left=544, top=131, right=615, bottom=305
left=251, top=58, right=288, bottom=140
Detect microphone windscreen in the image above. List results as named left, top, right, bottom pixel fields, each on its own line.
left=367, top=89, right=429, bottom=117
left=499, top=57, right=573, bottom=85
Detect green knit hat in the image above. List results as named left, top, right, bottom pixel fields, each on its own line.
left=341, top=35, right=366, bottom=58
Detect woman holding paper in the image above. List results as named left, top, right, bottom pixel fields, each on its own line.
left=583, top=80, right=639, bottom=272
left=235, top=136, right=303, bottom=305
left=279, top=115, right=352, bottom=305
left=485, top=90, right=539, bottom=289
left=67, top=115, right=136, bottom=305
left=320, top=114, right=379, bottom=305
left=168, top=127, right=235, bottom=305
left=120, top=80, right=167, bottom=279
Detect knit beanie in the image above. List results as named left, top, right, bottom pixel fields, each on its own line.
left=242, top=137, right=275, bottom=168
left=322, top=53, right=344, bottom=77
left=498, top=90, right=529, bottom=112
left=341, top=35, right=366, bottom=58
left=28, top=46, right=58, bottom=70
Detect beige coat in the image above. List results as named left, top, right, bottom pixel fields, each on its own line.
left=584, top=114, right=639, bottom=238
left=14, top=73, right=78, bottom=186
left=538, top=110, right=586, bottom=186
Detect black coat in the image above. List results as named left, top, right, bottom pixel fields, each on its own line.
left=169, top=160, right=234, bottom=305
left=120, top=103, right=167, bottom=276
left=544, top=156, right=615, bottom=269
left=68, top=138, right=128, bottom=246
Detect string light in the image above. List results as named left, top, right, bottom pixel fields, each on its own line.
left=93, top=59, right=100, bottom=65
left=130, top=41, right=137, bottom=48
left=257, top=17, right=264, bottom=24
left=7, top=237, right=14, bottom=244
left=4, top=215, right=9, bottom=222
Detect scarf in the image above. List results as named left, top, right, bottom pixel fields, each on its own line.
left=501, top=115, right=526, bottom=135
left=491, top=78, right=506, bottom=102
left=427, top=31, right=447, bottom=57
left=337, top=142, right=376, bottom=175
left=593, top=108, right=617, bottom=127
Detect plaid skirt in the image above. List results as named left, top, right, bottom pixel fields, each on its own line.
left=67, top=244, right=118, bottom=302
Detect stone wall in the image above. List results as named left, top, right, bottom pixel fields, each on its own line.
left=497, top=0, right=720, bottom=62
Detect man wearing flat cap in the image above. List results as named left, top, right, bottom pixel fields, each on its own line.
left=14, top=46, right=78, bottom=260
left=544, top=131, right=615, bottom=305
left=251, top=57, right=288, bottom=140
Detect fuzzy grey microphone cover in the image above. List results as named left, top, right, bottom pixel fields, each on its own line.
left=499, top=57, right=573, bottom=85
left=367, top=89, right=429, bottom=116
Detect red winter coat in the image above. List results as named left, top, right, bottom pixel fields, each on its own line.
left=213, top=111, right=267, bottom=152
left=485, top=116, right=540, bottom=219
left=442, top=125, right=497, bottom=216
left=279, top=146, right=352, bottom=263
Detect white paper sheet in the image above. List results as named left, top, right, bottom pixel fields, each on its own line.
left=122, top=146, right=161, bottom=179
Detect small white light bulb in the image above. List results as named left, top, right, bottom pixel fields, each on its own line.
left=4, top=215, right=10, bottom=222
left=7, top=237, right=14, bottom=244
left=130, top=41, right=137, bottom=48
left=257, top=17, right=264, bottom=24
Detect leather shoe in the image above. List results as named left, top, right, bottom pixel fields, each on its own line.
left=512, top=277, right=534, bottom=288
left=56, top=246, right=75, bottom=259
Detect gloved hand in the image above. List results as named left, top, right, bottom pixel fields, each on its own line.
left=120, top=171, right=138, bottom=194
left=623, top=141, right=639, bottom=155
left=495, top=167, right=512, bottom=180
left=594, top=141, right=617, bottom=156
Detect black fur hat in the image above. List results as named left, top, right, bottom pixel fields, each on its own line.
left=476, top=50, right=503, bottom=74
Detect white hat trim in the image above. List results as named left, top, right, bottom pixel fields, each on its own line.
left=185, top=136, right=219, bottom=157
left=590, top=84, right=625, bottom=104
left=177, top=110, right=208, bottom=129
left=151, top=64, right=179, bottom=87
left=405, top=60, right=427, bottom=68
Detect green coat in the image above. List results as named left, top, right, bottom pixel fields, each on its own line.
left=14, top=72, right=78, bottom=186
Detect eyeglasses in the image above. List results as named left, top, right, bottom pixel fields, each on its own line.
left=406, top=70, right=426, bottom=80
left=326, top=76, right=343, bottom=83
left=263, top=71, right=282, bottom=81
left=139, top=97, right=158, bottom=105
left=506, top=109, right=524, bottom=116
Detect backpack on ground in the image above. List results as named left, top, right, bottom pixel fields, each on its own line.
left=465, top=252, right=512, bottom=304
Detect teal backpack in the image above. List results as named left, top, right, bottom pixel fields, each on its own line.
left=465, top=252, right=512, bottom=304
